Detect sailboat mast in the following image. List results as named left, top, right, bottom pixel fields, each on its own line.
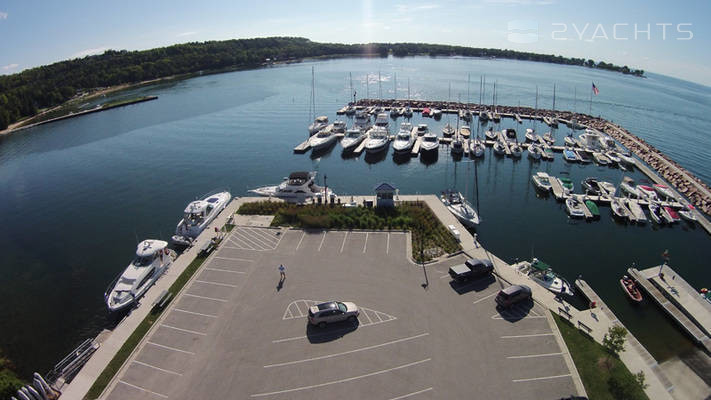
left=553, top=84, right=556, bottom=111
left=467, top=74, right=471, bottom=105
left=574, top=87, right=577, bottom=112
left=535, top=85, right=538, bottom=110
left=393, top=72, right=397, bottom=100
left=310, top=66, right=315, bottom=122
left=378, top=71, right=382, bottom=100
left=350, top=72, right=354, bottom=103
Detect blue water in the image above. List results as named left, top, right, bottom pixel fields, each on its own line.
left=1, top=56, right=710, bottom=377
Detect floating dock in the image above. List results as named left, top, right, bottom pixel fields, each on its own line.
left=293, top=138, right=311, bottom=153
left=628, top=266, right=711, bottom=354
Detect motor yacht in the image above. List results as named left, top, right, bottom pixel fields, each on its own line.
left=341, top=127, right=366, bottom=151
left=610, top=198, right=631, bottom=221
left=105, top=240, right=174, bottom=312
left=374, top=113, right=390, bottom=132
left=250, top=172, right=332, bottom=203
left=332, top=120, right=346, bottom=134
left=309, top=127, right=338, bottom=151
left=308, top=116, right=329, bottom=136
left=353, top=111, right=372, bottom=132
left=441, top=190, right=480, bottom=227
left=365, top=126, right=390, bottom=154
left=520, top=259, right=574, bottom=296
left=420, top=132, right=439, bottom=153
left=172, top=191, right=231, bottom=245
left=392, top=123, right=415, bottom=154
left=416, top=124, right=429, bottom=136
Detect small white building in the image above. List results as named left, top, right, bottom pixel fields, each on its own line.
left=374, top=182, right=397, bottom=208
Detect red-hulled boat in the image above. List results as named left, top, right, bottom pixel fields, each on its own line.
left=664, top=206, right=681, bottom=223
left=621, top=275, right=643, bottom=303
left=422, top=107, right=431, bottom=117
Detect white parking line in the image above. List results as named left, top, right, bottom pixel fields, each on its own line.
left=501, top=333, right=554, bottom=339
left=513, top=373, right=572, bottom=383
left=242, top=228, right=276, bottom=249
left=361, top=310, right=374, bottom=324
left=161, top=324, right=207, bottom=336
left=214, top=256, right=253, bottom=262
left=264, top=332, right=429, bottom=368
left=439, top=274, right=450, bottom=279
left=183, top=293, right=228, bottom=302
left=228, top=236, right=255, bottom=250
left=146, top=341, right=196, bottom=355
left=472, top=293, right=497, bottom=305
left=389, top=387, right=434, bottom=400
left=250, top=358, right=431, bottom=397
left=273, top=229, right=285, bottom=249
left=296, top=231, right=306, bottom=250
left=173, top=308, right=217, bottom=318
left=386, top=233, right=390, bottom=254
left=363, top=232, right=368, bottom=253
left=340, top=231, right=348, bottom=253
left=118, top=380, right=168, bottom=398
left=317, top=231, right=326, bottom=252
left=293, top=301, right=304, bottom=317
left=372, top=311, right=384, bottom=323
left=194, top=280, right=238, bottom=288
left=507, top=352, right=564, bottom=359
left=245, top=228, right=278, bottom=246
left=132, top=360, right=183, bottom=376
left=233, top=230, right=268, bottom=250
left=205, top=267, right=246, bottom=274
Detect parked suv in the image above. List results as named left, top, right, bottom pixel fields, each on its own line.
left=308, top=301, right=360, bottom=328
left=495, top=285, right=532, bottom=308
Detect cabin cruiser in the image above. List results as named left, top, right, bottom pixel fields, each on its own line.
left=332, top=120, right=346, bottom=134
left=441, top=190, right=480, bottom=227
left=484, top=128, right=497, bottom=140
left=308, top=116, right=329, bottom=136
left=566, top=196, right=586, bottom=218
left=353, top=111, right=372, bottom=132
left=365, top=126, right=390, bottom=154
left=105, top=240, right=174, bottom=312
left=420, top=132, right=439, bottom=153
left=442, top=123, right=456, bottom=137
left=374, top=113, right=390, bottom=132
left=470, top=137, right=485, bottom=158
left=416, top=124, right=429, bottom=136
left=450, top=136, right=464, bottom=155
left=519, top=259, right=574, bottom=296
left=525, top=129, right=540, bottom=143
left=250, top=172, right=332, bottom=203
left=611, top=198, right=631, bottom=221
left=528, top=144, right=542, bottom=160
left=309, top=127, right=339, bottom=151
left=341, top=127, right=366, bottom=151
left=392, top=123, right=415, bottom=154
left=459, top=125, right=471, bottom=138
left=172, top=191, right=231, bottom=245
left=531, top=172, right=552, bottom=191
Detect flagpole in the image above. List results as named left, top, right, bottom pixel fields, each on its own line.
left=589, top=84, right=593, bottom=115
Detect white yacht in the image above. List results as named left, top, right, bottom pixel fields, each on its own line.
left=365, top=126, right=390, bottom=154
left=341, top=127, right=366, bottom=151
left=353, top=111, right=372, bottom=132
left=520, top=259, right=574, bottom=296
left=610, top=198, right=631, bottom=221
left=528, top=144, right=542, bottom=160
left=531, top=172, right=552, bottom=191
left=172, top=191, right=231, bottom=246
left=470, top=137, right=485, bottom=158
left=442, top=123, right=456, bottom=137
left=416, top=124, right=429, bottom=136
left=420, top=132, right=439, bottom=153
left=441, top=190, right=480, bottom=227
left=309, top=127, right=338, bottom=151
left=525, top=129, right=540, bottom=143
left=332, top=120, right=347, bottom=134
left=250, top=171, right=333, bottom=203
left=308, top=116, right=329, bottom=136
left=565, top=196, right=586, bottom=218
left=393, top=123, right=415, bottom=154
left=105, top=240, right=174, bottom=312
left=374, top=113, right=390, bottom=132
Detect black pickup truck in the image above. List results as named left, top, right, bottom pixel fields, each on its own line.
left=448, top=258, right=494, bottom=282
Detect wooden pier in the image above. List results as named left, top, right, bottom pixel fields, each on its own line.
left=293, top=138, right=311, bottom=153
left=550, top=177, right=566, bottom=200
left=411, top=137, right=422, bottom=156
left=352, top=135, right=370, bottom=155
left=577, top=195, right=594, bottom=219
left=628, top=267, right=711, bottom=354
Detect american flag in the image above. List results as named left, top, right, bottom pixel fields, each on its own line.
left=592, top=82, right=599, bottom=95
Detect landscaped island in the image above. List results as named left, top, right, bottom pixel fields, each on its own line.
left=0, top=37, right=643, bottom=131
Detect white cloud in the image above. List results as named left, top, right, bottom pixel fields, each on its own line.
left=177, top=31, right=197, bottom=37
left=0, top=11, right=8, bottom=19
left=395, top=3, right=442, bottom=13
left=71, top=47, right=110, bottom=59
left=484, top=0, right=554, bottom=5
left=2, top=63, right=18, bottom=71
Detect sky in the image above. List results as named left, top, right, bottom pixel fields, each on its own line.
left=0, top=0, right=709, bottom=86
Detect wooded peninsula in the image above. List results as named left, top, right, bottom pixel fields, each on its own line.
left=0, top=37, right=644, bottom=130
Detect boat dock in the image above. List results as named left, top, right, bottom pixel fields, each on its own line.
left=411, top=137, right=422, bottom=156
left=550, top=177, right=566, bottom=200
left=352, top=132, right=370, bottom=155
left=577, top=196, right=594, bottom=219
left=628, top=267, right=711, bottom=354
left=293, top=138, right=311, bottom=153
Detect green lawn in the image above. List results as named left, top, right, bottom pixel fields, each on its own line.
left=237, top=200, right=461, bottom=262
left=552, top=314, right=649, bottom=400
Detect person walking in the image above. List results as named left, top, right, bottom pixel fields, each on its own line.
left=279, top=264, right=286, bottom=280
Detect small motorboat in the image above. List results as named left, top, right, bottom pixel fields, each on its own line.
left=563, top=148, right=578, bottom=162
left=664, top=206, right=681, bottom=223
left=606, top=151, right=621, bottom=165
left=542, top=132, right=555, bottom=145
left=564, top=133, right=577, bottom=147
left=597, top=181, right=617, bottom=197
left=582, top=177, right=601, bottom=195
left=522, top=259, right=574, bottom=296
left=470, top=137, right=485, bottom=158
left=432, top=108, right=442, bottom=119
left=441, top=190, right=480, bottom=227
left=527, top=144, right=542, bottom=160
left=531, top=172, right=552, bottom=191
left=619, top=177, right=640, bottom=198
left=610, top=198, right=631, bottom=221
left=525, top=128, right=540, bottom=143
left=485, top=128, right=497, bottom=140
left=559, top=177, right=574, bottom=192
left=637, top=185, right=659, bottom=201
left=576, top=149, right=592, bottom=163
left=566, top=197, right=586, bottom=218
left=459, top=125, right=471, bottom=138
left=649, top=202, right=666, bottom=224
left=493, top=140, right=506, bottom=156
left=679, top=204, right=697, bottom=222
left=593, top=152, right=611, bottom=166
left=653, top=184, right=675, bottom=200
left=422, top=107, right=431, bottom=117
left=509, top=142, right=523, bottom=158
left=585, top=200, right=600, bottom=219
left=620, top=275, right=643, bottom=303
left=420, top=132, right=440, bottom=153
left=442, top=123, right=456, bottom=137
left=504, top=128, right=517, bottom=140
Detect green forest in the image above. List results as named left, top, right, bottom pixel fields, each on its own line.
left=0, top=37, right=644, bottom=130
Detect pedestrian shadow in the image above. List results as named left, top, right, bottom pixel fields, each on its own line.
left=449, top=274, right=496, bottom=295
left=305, top=320, right=359, bottom=344
left=276, top=276, right=285, bottom=291
left=494, top=300, right=535, bottom=322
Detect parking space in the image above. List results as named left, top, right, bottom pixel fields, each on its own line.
left=105, top=226, right=578, bottom=400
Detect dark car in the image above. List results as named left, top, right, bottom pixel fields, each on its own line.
left=448, top=258, right=494, bottom=282
left=495, top=285, right=532, bottom=308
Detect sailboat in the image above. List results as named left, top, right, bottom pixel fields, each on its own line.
left=442, top=82, right=456, bottom=137
left=441, top=163, right=480, bottom=227
left=307, top=66, right=329, bottom=136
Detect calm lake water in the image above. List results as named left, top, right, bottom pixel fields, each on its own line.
left=1, top=56, right=710, bottom=378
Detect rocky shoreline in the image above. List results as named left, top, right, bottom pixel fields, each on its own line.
left=354, top=99, right=711, bottom=216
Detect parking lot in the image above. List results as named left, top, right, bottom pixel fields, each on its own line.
left=104, top=227, right=578, bottom=399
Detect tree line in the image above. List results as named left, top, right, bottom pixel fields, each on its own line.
left=0, top=37, right=644, bottom=130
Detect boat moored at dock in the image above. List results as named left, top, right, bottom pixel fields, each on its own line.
left=441, top=190, right=480, bottom=227
left=520, top=259, right=574, bottom=296
left=531, top=172, right=552, bottom=191
left=250, top=172, right=331, bottom=203
left=172, top=191, right=231, bottom=245
left=308, top=116, right=329, bottom=136
left=365, top=126, right=390, bottom=154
